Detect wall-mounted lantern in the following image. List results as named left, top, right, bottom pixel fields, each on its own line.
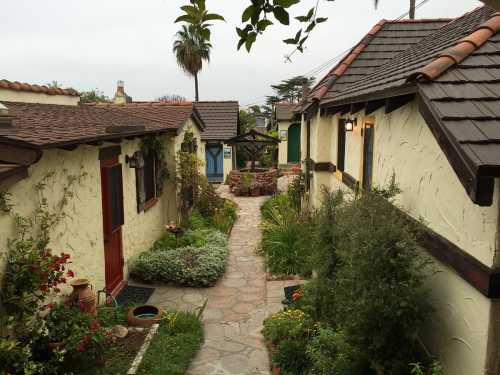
left=345, top=118, right=356, bottom=132
left=125, top=151, right=144, bottom=169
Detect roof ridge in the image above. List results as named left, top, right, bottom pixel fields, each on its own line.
left=387, top=18, right=452, bottom=24
left=0, top=79, right=79, bottom=97
left=301, top=19, right=389, bottom=110
left=408, top=12, right=500, bottom=82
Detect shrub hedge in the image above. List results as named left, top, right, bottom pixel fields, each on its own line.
left=130, top=228, right=228, bottom=287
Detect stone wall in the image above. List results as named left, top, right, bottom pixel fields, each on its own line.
left=228, top=169, right=278, bottom=196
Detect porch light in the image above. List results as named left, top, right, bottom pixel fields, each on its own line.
left=125, top=151, right=144, bottom=169
left=345, top=118, right=356, bottom=132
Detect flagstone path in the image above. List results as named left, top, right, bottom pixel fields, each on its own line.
left=147, top=185, right=298, bottom=375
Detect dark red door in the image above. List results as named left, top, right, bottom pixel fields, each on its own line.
left=100, top=156, right=125, bottom=294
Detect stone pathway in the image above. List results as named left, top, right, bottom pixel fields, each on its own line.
left=147, top=186, right=273, bottom=374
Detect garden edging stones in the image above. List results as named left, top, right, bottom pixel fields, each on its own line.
left=127, top=323, right=159, bottom=375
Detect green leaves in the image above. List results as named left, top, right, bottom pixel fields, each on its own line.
left=273, top=6, right=290, bottom=25
left=175, top=0, right=224, bottom=42
left=273, top=0, right=300, bottom=8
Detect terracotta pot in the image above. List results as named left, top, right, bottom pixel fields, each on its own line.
left=127, top=305, right=162, bottom=327
left=272, top=365, right=281, bottom=375
left=69, top=278, right=97, bottom=316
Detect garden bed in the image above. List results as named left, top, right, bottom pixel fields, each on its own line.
left=229, top=168, right=278, bottom=196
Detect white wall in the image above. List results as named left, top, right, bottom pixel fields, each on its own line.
left=307, top=100, right=500, bottom=375
left=278, top=120, right=291, bottom=165
left=0, top=88, right=79, bottom=105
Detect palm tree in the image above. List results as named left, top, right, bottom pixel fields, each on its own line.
left=173, top=24, right=211, bottom=102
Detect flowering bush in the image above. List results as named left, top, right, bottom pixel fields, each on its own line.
left=1, top=238, right=74, bottom=317
left=44, top=303, right=108, bottom=359
left=263, top=309, right=314, bottom=344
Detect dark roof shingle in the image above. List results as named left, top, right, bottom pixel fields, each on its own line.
left=194, top=101, right=239, bottom=141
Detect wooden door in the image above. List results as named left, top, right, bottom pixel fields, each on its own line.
left=205, top=144, right=223, bottom=183
left=287, top=123, right=301, bottom=163
left=362, top=124, right=374, bottom=191
left=100, top=156, right=125, bottom=294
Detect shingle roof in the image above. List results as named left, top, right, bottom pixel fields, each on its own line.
left=0, top=79, right=79, bottom=97
left=194, top=101, right=239, bottom=141
left=0, top=102, right=177, bottom=149
left=90, top=102, right=198, bottom=130
left=274, top=103, right=297, bottom=121
left=322, top=7, right=495, bottom=106
left=302, top=18, right=450, bottom=110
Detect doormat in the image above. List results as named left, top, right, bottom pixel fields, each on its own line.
left=115, top=285, right=155, bottom=307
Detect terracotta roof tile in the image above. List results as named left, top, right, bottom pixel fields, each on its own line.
left=0, top=79, right=79, bottom=97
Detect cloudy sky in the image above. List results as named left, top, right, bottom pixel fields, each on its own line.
left=2, top=0, right=482, bottom=106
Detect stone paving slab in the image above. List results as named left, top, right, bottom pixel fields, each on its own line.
left=146, top=185, right=278, bottom=375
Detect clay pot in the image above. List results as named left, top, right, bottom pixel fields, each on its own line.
left=127, top=305, right=162, bottom=327
left=69, top=278, right=97, bottom=316
left=272, top=365, right=281, bottom=375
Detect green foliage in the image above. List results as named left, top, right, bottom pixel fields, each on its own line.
left=410, top=361, right=445, bottom=375
left=197, top=176, right=224, bottom=217
left=212, top=200, right=238, bottom=234
left=79, top=89, right=109, bottom=104
left=174, top=0, right=225, bottom=42
left=140, top=135, right=170, bottom=196
left=270, top=76, right=315, bottom=103
left=286, top=172, right=306, bottom=211
left=0, top=191, right=12, bottom=214
left=307, top=327, right=371, bottom=375
left=263, top=309, right=315, bottom=374
left=130, top=228, right=228, bottom=287
left=137, top=310, right=204, bottom=375
left=260, top=193, right=312, bottom=275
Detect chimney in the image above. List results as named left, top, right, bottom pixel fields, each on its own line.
left=113, top=80, right=131, bottom=104
left=302, top=82, right=310, bottom=102
left=0, top=102, right=13, bottom=127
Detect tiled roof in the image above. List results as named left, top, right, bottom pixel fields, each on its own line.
left=274, top=102, right=297, bottom=121
left=0, top=102, right=175, bottom=149
left=0, top=79, right=79, bottom=97
left=90, top=102, right=198, bottom=130
left=302, top=18, right=450, bottom=110
left=323, top=7, right=495, bottom=106
left=194, top=101, right=239, bottom=141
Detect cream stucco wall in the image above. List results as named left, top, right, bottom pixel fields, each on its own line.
left=0, top=136, right=179, bottom=295
left=0, top=89, right=80, bottom=106
left=278, top=120, right=291, bottom=165
left=306, top=100, right=500, bottom=375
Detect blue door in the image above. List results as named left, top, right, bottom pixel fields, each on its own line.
left=206, top=144, right=224, bottom=183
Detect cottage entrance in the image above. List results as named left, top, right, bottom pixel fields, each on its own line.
left=100, top=155, right=125, bottom=295
left=287, top=123, right=301, bottom=163
left=205, top=143, right=224, bottom=183
left=362, top=123, right=374, bottom=190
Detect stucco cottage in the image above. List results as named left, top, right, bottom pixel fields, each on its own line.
left=274, top=102, right=301, bottom=167
left=298, top=7, right=500, bottom=375
left=0, top=80, right=205, bottom=297
left=95, top=83, right=239, bottom=184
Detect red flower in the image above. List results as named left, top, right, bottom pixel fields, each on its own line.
left=66, top=270, right=75, bottom=278
left=59, top=277, right=67, bottom=284
left=46, top=303, right=54, bottom=310
left=39, top=285, right=49, bottom=292
left=89, top=320, right=100, bottom=332
left=76, top=343, right=85, bottom=353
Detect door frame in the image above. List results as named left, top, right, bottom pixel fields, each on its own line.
left=205, top=143, right=224, bottom=183
left=360, top=119, right=375, bottom=191
left=100, top=155, right=126, bottom=297
left=287, top=122, right=301, bottom=163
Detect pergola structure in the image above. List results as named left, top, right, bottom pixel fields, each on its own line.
left=227, top=129, right=280, bottom=171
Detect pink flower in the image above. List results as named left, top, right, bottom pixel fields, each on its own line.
left=66, top=270, right=75, bottom=278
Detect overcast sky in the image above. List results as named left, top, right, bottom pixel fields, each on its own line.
left=2, top=0, right=482, bottom=106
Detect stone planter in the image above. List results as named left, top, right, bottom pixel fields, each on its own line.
left=229, top=169, right=278, bottom=197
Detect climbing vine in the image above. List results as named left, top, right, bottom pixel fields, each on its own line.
left=140, top=135, right=170, bottom=196
left=0, top=192, right=12, bottom=214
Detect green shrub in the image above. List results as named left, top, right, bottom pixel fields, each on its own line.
left=184, top=210, right=210, bottom=231
left=261, top=193, right=292, bottom=221
left=261, top=201, right=312, bottom=275
left=130, top=229, right=228, bottom=287
left=263, top=309, right=314, bottom=375
left=331, top=188, right=432, bottom=374
left=307, top=327, right=371, bottom=375
left=196, top=176, right=224, bottom=218
left=212, top=200, right=237, bottom=234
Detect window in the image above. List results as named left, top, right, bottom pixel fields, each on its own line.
left=337, top=119, right=346, bottom=172
left=136, top=151, right=157, bottom=212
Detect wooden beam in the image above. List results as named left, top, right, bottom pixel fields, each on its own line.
left=313, top=162, right=336, bottom=173
left=0, top=165, right=28, bottom=190
left=87, top=140, right=104, bottom=146
left=341, top=172, right=359, bottom=189
left=99, top=146, right=122, bottom=160
left=385, top=94, right=414, bottom=114
left=365, top=99, right=386, bottom=115
left=0, top=143, right=41, bottom=165
left=59, top=145, right=78, bottom=151
left=340, top=105, right=351, bottom=116
left=350, top=102, right=365, bottom=115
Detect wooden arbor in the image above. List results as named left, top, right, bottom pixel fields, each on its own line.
left=227, top=129, right=280, bottom=171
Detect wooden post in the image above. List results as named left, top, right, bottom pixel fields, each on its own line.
left=409, top=0, right=416, bottom=19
